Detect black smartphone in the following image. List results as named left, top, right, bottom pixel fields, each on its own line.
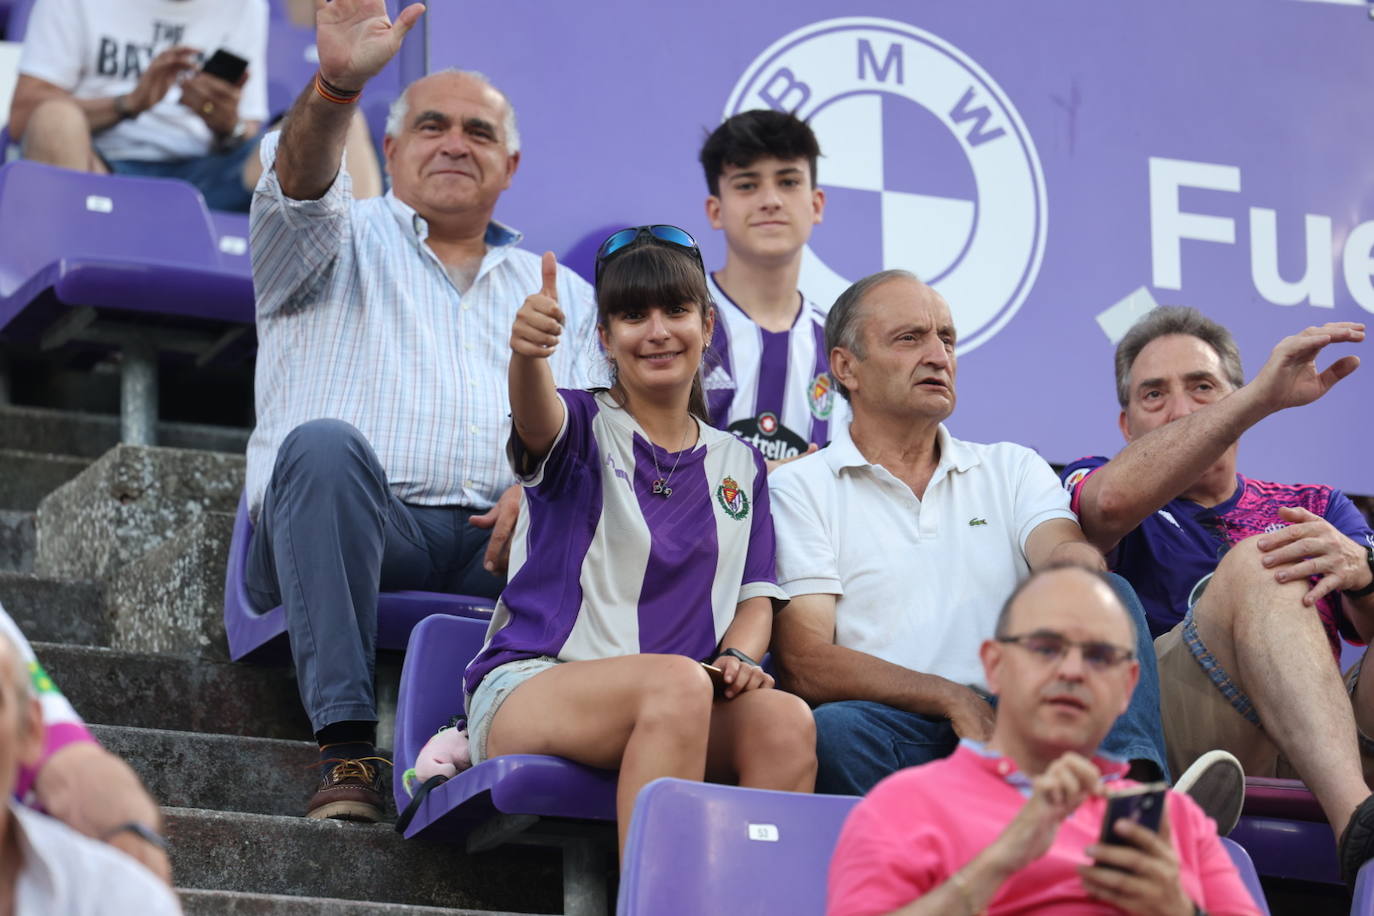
left=1099, top=782, right=1167, bottom=846
left=701, top=662, right=727, bottom=695
left=201, top=48, right=249, bottom=85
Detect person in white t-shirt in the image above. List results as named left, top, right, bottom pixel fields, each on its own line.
left=6, top=0, right=380, bottom=211
left=0, top=630, right=182, bottom=915
left=768, top=269, right=1168, bottom=796
left=697, top=110, right=848, bottom=465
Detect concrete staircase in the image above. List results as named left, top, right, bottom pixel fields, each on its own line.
left=0, top=405, right=561, bottom=914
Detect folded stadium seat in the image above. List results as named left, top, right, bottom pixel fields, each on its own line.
left=617, top=778, right=860, bottom=916
left=0, top=160, right=255, bottom=443
left=614, top=779, right=1270, bottom=916
left=394, top=613, right=618, bottom=916
left=222, top=492, right=496, bottom=663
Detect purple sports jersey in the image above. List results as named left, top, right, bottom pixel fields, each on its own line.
left=1062, top=457, right=1374, bottom=657
left=700, top=274, right=848, bottom=459
left=464, top=389, right=787, bottom=696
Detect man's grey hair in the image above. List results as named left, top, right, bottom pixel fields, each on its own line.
left=824, top=269, right=918, bottom=402
left=1114, top=306, right=1244, bottom=408
left=384, top=68, right=521, bottom=154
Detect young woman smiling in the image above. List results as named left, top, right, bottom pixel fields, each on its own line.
left=462, top=225, right=816, bottom=855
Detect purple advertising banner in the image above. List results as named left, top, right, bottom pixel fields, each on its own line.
left=423, top=0, right=1374, bottom=493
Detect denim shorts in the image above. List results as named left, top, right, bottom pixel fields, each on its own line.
left=465, top=655, right=561, bottom=765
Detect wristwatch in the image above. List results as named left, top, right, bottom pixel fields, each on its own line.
left=113, top=93, right=135, bottom=121
left=715, top=647, right=759, bottom=668
left=1344, top=541, right=1374, bottom=599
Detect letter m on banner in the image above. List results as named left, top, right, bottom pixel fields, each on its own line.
left=858, top=39, right=904, bottom=84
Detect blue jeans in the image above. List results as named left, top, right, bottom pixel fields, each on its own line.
left=244, top=419, right=504, bottom=734
left=107, top=134, right=261, bottom=212
left=814, top=573, right=1168, bottom=795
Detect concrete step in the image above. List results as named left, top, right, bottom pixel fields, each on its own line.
left=0, top=448, right=89, bottom=511
left=87, top=724, right=360, bottom=820
left=178, top=889, right=534, bottom=916
left=0, top=509, right=35, bottom=573
left=166, top=807, right=564, bottom=913
left=0, top=573, right=108, bottom=647
left=36, top=444, right=243, bottom=581
left=33, top=641, right=311, bottom=740
left=107, top=511, right=234, bottom=659
left=0, top=404, right=250, bottom=459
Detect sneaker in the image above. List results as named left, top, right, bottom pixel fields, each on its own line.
left=306, top=756, right=389, bottom=822
left=1338, top=794, right=1374, bottom=887
left=1174, top=749, right=1245, bottom=836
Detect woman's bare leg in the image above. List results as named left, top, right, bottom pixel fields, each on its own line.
left=705, top=688, right=817, bottom=792
left=485, top=653, right=714, bottom=854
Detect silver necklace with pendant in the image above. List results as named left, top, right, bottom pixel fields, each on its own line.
left=646, top=420, right=692, bottom=498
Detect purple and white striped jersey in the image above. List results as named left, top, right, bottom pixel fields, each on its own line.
left=464, top=389, right=788, bottom=696
left=701, top=274, right=849, bottom=460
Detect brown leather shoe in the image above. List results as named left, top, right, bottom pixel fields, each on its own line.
left=306, top=756, right=388, bottom=822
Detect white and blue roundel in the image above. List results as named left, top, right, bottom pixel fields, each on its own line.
left=725, top=17, right=1048, bottom=355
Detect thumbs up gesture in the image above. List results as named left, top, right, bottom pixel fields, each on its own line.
left=510, top=252, right=565, bottom=358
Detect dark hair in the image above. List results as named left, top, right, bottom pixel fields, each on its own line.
left=1114, top=306, right=1244, bottom=408
left=595, top=241, right=714, bottom=422
left=699, top=110, right=821, bottom=197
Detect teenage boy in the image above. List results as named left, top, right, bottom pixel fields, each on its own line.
left=698, top=110, right=843, bottom=462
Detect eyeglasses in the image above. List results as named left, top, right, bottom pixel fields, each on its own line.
left=996, top=631, right=1135, bottom=671
left=594, top=225, right=704, bottom=286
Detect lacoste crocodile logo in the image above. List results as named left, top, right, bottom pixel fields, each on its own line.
left=968, top=517, right=988, bottom=527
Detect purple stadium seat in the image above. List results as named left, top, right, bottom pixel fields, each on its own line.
left=3, top=0, right=32, bottom=41
left=222, top=492, right=495, bottom=663
left=1231, top=782, right=1340, bottom=885
left=1354, top=859, right=1374, bottom=915
left=1220, top=837, right=1272, bottom=915
left=393, top=613, right=617, bottom=914
left=615, top=780, right=1269, bottom=915
left=617, top=779, right=859, bottom=916
left=0, top=161, right=253, bottom=330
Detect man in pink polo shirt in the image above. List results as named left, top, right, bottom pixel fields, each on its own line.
left=827, top=567, right=1259, bottom=916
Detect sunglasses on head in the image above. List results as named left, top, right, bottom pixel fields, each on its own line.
left=594, top=225, right=704, bottom=286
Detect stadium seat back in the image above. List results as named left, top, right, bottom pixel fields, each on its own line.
left=0, top=160, right=221, bottom=303
left=5, top=0, right=34, bottom=41
left=617, top=778, right=860, bottom=916
left=1220, top=836, right=1271, bottom=915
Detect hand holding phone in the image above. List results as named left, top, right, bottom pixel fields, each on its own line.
left=201, top=49, right=249, bottom=85
left=1098, top=782, right=1167, bottom=847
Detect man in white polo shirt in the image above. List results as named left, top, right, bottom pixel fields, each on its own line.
left=769, top=270, right=1167, bottom=795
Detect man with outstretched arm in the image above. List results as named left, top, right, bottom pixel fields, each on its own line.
left=1063, top=307, right=1374, bottom=882
left=245, top=0, right=597, bottom=821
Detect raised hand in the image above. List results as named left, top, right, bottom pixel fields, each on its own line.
left=1250, top=322, right=1363, bottom=414
left=314, top=0, right=426, bottom=91
left=127, top=46, right=198, bottom=115
left=510, top=252, right=565, bottom=358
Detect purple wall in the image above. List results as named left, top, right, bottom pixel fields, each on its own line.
left=423, top=0, right=1374, bottom=493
